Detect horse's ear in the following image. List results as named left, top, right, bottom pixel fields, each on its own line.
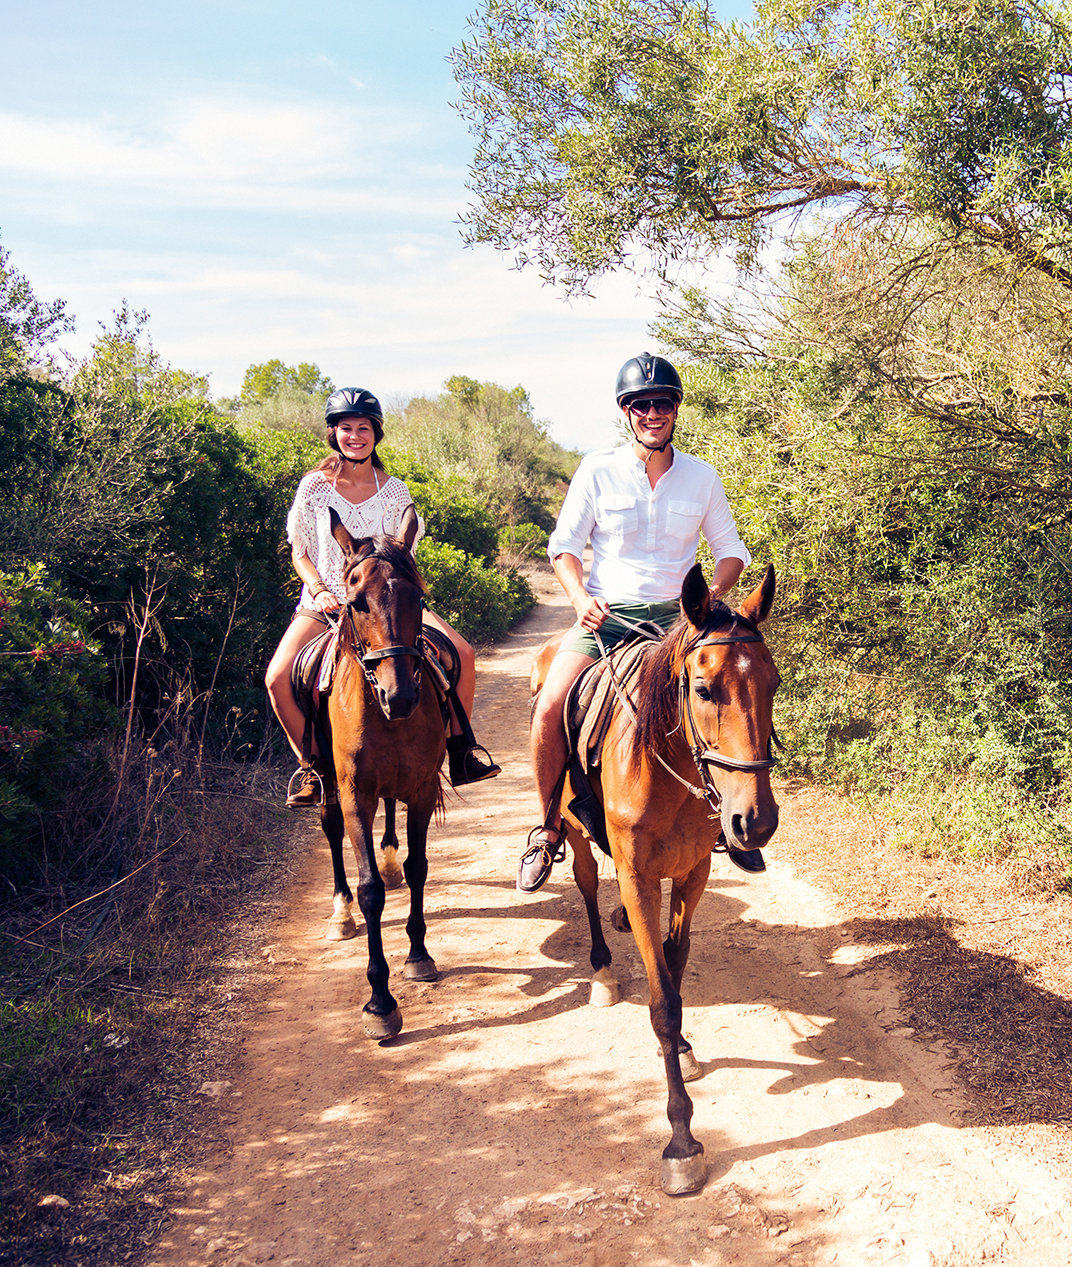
left=680, top=563, right=711, bottom=628
left=737, top=564, right=776, bottom=626
left=330, top=507, right=356, bottom=556
left=399, top=503, right=419, bottom=552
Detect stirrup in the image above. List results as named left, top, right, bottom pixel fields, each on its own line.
left=285, top=764, right=325, bottom=807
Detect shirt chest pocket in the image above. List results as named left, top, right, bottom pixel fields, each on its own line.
left=595, top=494, right=639, bottom=542
left=665, top=500, right=703, bottom=543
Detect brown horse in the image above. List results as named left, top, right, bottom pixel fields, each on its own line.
left=535, top=563, right=780, bottom=1194
left=319, top=505, right=446, bottom=1039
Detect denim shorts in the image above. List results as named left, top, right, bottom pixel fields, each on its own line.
left=557, top=600, right=680, bottom=659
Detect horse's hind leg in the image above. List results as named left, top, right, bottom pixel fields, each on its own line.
left=401, top=793, right=438, bottom=982
left=322, top=800, right=358, bottom=941
left=380, top=798, right=404, bottom=890
left=617, top=867, right=706, bottom=1196
left=571, top=833, right=618, bottom=1006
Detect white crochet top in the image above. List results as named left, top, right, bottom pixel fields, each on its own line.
left=286, top=469, right=424, bottom=609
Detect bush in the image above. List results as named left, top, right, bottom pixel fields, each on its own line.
left=417, top=540, right=535, bottom=642
left=0, top=565, right=109, bottom=874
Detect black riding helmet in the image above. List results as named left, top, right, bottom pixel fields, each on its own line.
left=324, top=387, right=384, bottom=461
left=615, top=353, right=683, bottom=407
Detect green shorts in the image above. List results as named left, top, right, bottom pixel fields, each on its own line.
left=557, top=601, right=680, bottom=660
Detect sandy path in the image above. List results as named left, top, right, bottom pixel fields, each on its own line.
left=148, top=572, right=1072, bottom=1267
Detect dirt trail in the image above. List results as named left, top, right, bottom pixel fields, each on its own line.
left=149, top=574, right=1072, bottom=1267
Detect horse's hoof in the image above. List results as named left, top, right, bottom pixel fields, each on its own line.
left=589, top=967, right=619, bottom=1007
left=610, top=905, right=631, bottom=933
left=381, top=847, right=405, bottom=890
left=679, top=1044, right=702, bottom=1083
left=325, top=917, right=358, bottom=942
left=660, top=1149, right=706, bottom=1195
left=362, top=1006, right=403, bottom=1039
left=656, top=1040, right=702, bottom=1081
left=404, top=956, right=438, bottom=982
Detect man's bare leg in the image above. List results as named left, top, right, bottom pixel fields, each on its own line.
left=518, top=649, right=595, bottom=892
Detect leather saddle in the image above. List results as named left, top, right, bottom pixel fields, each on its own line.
left=562, top=630, right=663, bottom=856
left=290, top=623, right=457, bottom=766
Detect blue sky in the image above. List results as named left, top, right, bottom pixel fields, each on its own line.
left=1, top=0, right=753, bottom=450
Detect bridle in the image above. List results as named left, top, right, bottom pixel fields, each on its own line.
left=594, top=618, right=780, bottom=819
left=674, top=628, right=780, bottom=817
left=341, top=591, right=424, bottom=719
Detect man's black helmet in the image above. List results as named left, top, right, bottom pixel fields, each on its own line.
left=325, top=387, right=383, bottom=426
left=615, top=353, right=683, bottom=406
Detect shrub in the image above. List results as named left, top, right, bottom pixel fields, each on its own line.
left=417, top=540, right=535, bottom=642
left=0, top=565, right=109, bottom=875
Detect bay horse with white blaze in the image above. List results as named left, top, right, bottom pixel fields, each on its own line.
left=534, top=563, right=780, bottom=1194
left=318, top=505, right=445, bottom=1039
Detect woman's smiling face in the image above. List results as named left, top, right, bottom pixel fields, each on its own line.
left=333, top=415, right=377, bottom=461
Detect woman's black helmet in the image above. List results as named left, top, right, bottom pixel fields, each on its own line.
left=325, top=387, right=383, bottom=426
left=615, top=353, right=683, bottom=406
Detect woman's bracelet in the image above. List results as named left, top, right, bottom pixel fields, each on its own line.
left=308, top=580, right=330, bottom=598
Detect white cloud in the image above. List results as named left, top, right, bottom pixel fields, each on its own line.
left=35, top=239, right=719, bottom=451
left=0, top=98, right=440, bottom=211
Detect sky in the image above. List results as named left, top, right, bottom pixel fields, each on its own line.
left=0, top=0, right=753, bottom=451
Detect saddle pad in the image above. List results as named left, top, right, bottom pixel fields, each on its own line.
left=291, top=627, right=340, bottom=721
left=565, top=638, right=654, bottom=772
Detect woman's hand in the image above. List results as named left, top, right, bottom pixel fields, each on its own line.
left=313, top=588, right=340, bottom=615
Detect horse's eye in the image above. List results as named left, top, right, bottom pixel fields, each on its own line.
left=693, top=681, right=712, bottom=702
left=349, top=592, right=368, bottom=613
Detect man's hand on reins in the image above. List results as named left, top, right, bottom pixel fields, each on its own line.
left=575, top=593, right=611, bottom=631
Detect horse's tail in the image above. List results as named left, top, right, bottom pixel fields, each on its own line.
left=433, top=772, right=447, bottom=827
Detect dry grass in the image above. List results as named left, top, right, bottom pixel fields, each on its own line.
left=777, top=778, right=1072, bottom=1150
left=0, top=743, right=301, bottom=1267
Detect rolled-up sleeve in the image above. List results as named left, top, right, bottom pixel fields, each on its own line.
left=547, top=457, right=597, bottom=563
left=701, top=474, right=751, bottom=567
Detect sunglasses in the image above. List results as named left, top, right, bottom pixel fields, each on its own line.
left=626, top=396, right=678, bottom=416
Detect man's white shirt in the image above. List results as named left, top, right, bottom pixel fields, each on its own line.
left=547, top=444, right=751, bottom=603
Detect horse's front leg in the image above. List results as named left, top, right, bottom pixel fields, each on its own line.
left=340, top=782, right=401, bottom=1039
left=617, top=867, right=706, bottom=1196
left=380, top=798, right=405, bottom=890
left=570, top=827, right=618, bottom=1006
left=662, top=855, right=712, bottom=1084
left=400, top=786, right=439, bottom=982
left=322, top=799, right=358, bottom=941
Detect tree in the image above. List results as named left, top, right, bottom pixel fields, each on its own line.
left=454, top=0, right=1072, bottom=293
left=238, top=359, right=334, bottom=406
left=0, top=240, right=73, bottom=376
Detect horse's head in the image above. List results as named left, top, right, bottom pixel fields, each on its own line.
left=330, top=505, right=426, bottom=721
left=677, top=563, right=780, bottom=852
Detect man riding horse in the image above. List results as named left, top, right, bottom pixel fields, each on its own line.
left=516, top=353, right=760, bottom=893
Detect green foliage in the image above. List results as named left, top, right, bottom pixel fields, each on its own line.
left=454, top=0, right=1072, bottom=293
left=0, top=565, right=109, bottom=870
left=218, top=358, right=334, bottom=436
left=668, top=237, right=1072, bottom=869
left=416, top=539, right=535, bottom=642
left=0, top=243, right=72, bottom=377
left=238, top=359, right=334, bottom=406
left=386, top=376, right=578, bottom=532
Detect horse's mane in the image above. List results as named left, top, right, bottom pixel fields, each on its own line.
left=366, top=534, right=426, bottom=591
left=630, top=601, right=758, bottom=762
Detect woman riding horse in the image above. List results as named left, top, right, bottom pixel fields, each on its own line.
left=264, top=386, right=499, bottom=803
